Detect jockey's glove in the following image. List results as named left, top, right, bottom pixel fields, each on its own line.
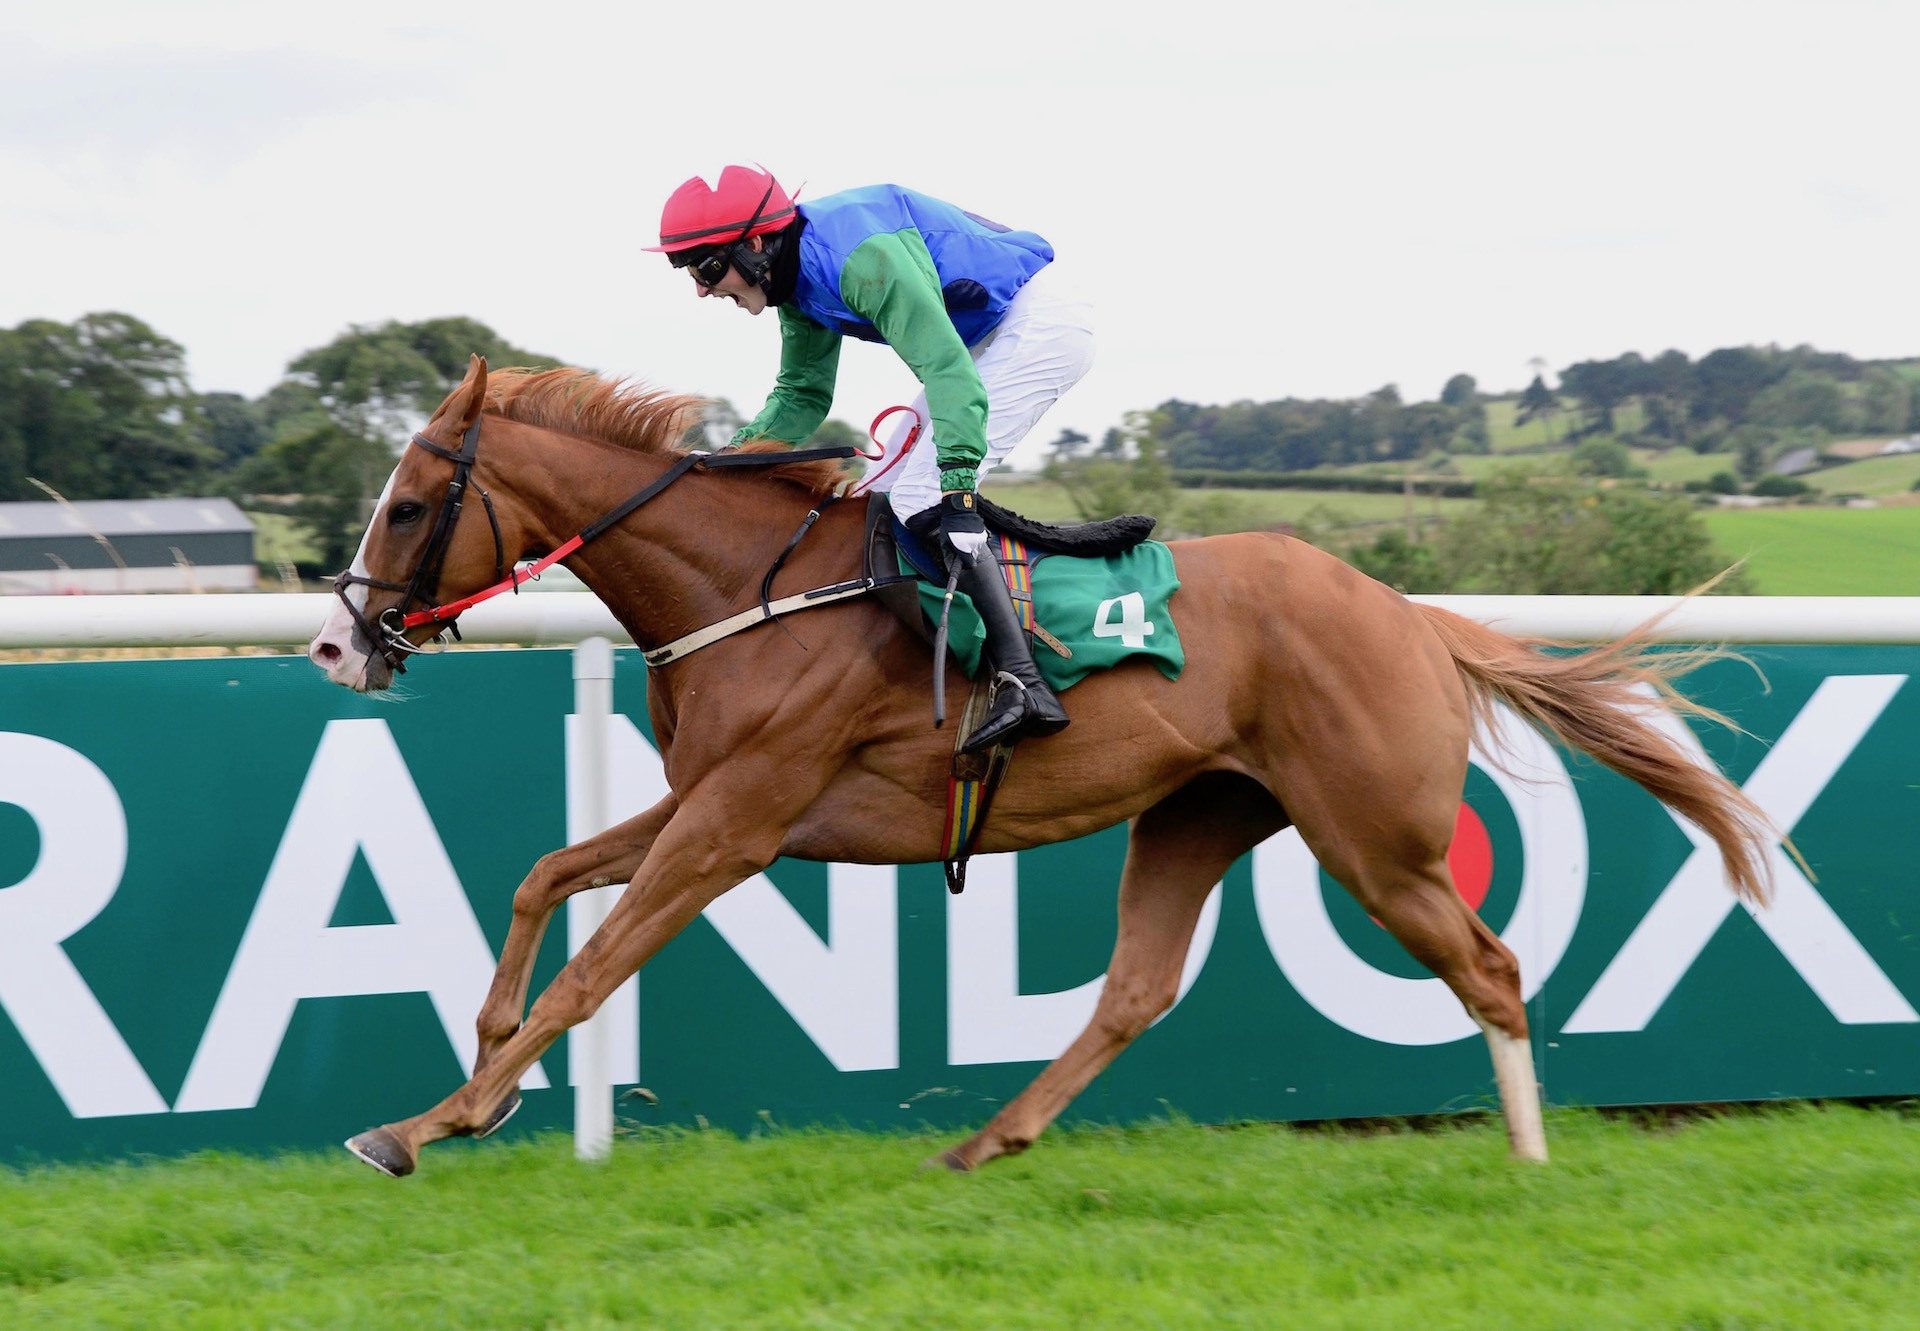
left=937, top=490, right=989, bottom=562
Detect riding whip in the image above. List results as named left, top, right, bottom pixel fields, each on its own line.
left=932, top=559, right=960, bottom=727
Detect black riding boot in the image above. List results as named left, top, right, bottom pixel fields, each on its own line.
left=956, top=545, right=1069, bottom=754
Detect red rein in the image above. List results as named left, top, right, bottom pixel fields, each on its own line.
left=400, top=535, right=583, bottom=628
left=850, top=404, right=924, bottom=496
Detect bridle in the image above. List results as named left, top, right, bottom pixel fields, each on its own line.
left=332, top=416, right=863, bottom=672
left=332, top=418, right=507, bottom=672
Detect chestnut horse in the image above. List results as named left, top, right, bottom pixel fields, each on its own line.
left=309, top=356, right=1773, bottom=1177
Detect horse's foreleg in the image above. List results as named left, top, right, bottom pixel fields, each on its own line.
left=346, top=796, right=791, bottom=1178
left=473, top=795, right=679, bottom=1076
left=937, top=776, right=1283, bottom=1172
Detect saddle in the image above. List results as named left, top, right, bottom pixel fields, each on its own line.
left=862, top=493, right=1158, bottom=894
left=862, top=492, right=1157, bottom=638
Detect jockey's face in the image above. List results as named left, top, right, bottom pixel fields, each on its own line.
left=689, top=236, right=769, bottom=315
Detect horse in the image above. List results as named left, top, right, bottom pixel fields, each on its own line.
left=308, top=355, right=1775, bottom=1178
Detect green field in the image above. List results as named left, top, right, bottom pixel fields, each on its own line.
left=1317, top=446, right=1734, bottom=489
left=3, top=1108, right=1916, bottom=1330
left=1635, top=448, right=1740, bottom=486
left=1483, top=398, right=1646, bottom=453
left=1705, top=505, right=1920, bottom=594
left=994, top=474, right=1920, bottom=596
left=988, top=476, right=1474, bottom=540
left=1801, top=453, right=1920, bottom=498
left=1486, top=398, right=1561, bottom=452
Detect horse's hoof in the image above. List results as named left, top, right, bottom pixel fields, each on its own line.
left=476, top=1092, right=522, bottom=1139
left=921, top=1147, right=974, bottom=1173
left=344, top=1127, right=416, bottom=1178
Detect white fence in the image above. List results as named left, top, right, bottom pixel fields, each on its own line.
left=3, top=592, right=1920, bottom=649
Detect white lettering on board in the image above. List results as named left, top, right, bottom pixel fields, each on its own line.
left=0, top=734, right=167, bottom=1118
left=1563, top=675, right=1916, bottom=1032
left=591, top=714, right=901, bottom=1073
left=1250, top=704, right=1588, bottom=1046
left=946, top=854, right=1221, bottom=1065
left=175, top=719, right=549, bottom=1113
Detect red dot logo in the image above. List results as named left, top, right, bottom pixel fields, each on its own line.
left=1372, top=801, right=1494, bottom=927
left=1447, top=801, right=1493, bottom=912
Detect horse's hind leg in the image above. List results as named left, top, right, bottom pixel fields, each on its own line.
left=1347, top=854, right=1546, bottom=1162
left=936, top=773, right=1285, bottom=1172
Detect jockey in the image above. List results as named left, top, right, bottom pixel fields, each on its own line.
left=648, top=165, right=1094, bottom=754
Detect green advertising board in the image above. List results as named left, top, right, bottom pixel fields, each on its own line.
left=0, top=645, right=1915, bottom=1163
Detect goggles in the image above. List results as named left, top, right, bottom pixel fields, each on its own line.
left=674, top=245, right=733, bottom=288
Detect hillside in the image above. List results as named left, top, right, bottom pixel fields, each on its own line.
left=1068, top=349, right=1920, bottom=595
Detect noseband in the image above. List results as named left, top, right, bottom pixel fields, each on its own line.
left=332, top=418, right=506, bottom=672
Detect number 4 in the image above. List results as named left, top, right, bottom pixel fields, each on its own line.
left=1092, top=592, right=1155, bottom=648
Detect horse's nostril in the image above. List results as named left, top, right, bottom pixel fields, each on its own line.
left=313, top=642, right=342, bottom=666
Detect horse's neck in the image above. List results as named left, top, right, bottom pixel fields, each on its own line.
left=512, top=439, right=841, bottom=649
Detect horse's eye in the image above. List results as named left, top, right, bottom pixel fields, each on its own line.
left=388, top=501, right=427, bottom=526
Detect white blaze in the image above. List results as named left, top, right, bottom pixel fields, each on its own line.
left=308, top=466, right=400, bottom=686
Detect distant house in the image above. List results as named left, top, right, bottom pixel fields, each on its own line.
left=1770, top=446, right=1819, bottom=476
left=0, top=498, right=256, bottom=594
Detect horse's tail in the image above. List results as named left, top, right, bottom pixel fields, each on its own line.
left=1415, top=603, right=1774, bottom=906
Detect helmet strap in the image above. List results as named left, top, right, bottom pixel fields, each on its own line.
left=722, top=176, right=784, bottom=295
left=728, top=228, right=787, bottom=294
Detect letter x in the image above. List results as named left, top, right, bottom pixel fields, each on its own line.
left=1563, top=674, right=1915, bottom=1033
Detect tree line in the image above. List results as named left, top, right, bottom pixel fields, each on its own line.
left=1131, top=346, right=1919, bottom=478
left=1142, top=375, right=1490, bottom=474
left=4, top=311, right=1910, bottom=595
left=0, top=312, right=558, bottom=571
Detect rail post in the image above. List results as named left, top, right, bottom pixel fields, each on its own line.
left=569, top=636, right=617, bottom=1161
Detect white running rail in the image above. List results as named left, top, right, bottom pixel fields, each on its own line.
left=4, top=592, right=1920, bottom=648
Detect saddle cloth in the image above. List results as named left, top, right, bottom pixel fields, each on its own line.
left=890, top=508, right=1186, bottom=693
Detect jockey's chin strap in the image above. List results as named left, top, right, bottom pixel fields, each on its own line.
left=332, top=418, right=863, bottom=671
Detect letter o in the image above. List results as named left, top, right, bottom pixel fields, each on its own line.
left=1251, top=705, right=1588, bottom=1045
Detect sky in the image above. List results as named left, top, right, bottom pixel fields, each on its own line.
left=3, top=0, right=1916, bottom=471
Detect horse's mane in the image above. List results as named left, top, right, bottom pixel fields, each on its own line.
left=483, top=367, right=849, bottom=501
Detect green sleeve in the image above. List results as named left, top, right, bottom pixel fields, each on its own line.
left=838, top=230, right=989, bottom=492
left=733, top=307, right=843, bottom=445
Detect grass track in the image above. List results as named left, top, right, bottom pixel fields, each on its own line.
left=4, top=1106, right=1917, bottom=1330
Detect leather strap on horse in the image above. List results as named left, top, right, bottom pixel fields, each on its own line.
left=644, top=486, right=917, bottom=668
left=937, top=536, right=1047, bottom=894
left=398, top=438, right=856, bottom=631
left=332, top=418, right=505, bottom=669
left=643, top=577, right=895, bottom=667
left=940, top=681, right=1015, bottom=895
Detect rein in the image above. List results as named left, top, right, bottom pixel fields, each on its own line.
left=333, top=417, right=861, bottom=671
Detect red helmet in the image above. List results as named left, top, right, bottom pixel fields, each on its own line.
left=644, top=165, right=796, bottom=254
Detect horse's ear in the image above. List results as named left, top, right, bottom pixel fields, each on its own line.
left=426, top=354, right=490, bottom=439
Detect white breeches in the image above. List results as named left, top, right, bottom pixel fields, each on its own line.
left=860, top=264, right=1094, bottom=521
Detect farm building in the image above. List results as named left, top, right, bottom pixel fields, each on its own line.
left=0, top=497, right=257, bottom=594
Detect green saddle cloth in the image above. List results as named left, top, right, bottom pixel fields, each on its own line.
left=901, top=539, right=1185, bottom=692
